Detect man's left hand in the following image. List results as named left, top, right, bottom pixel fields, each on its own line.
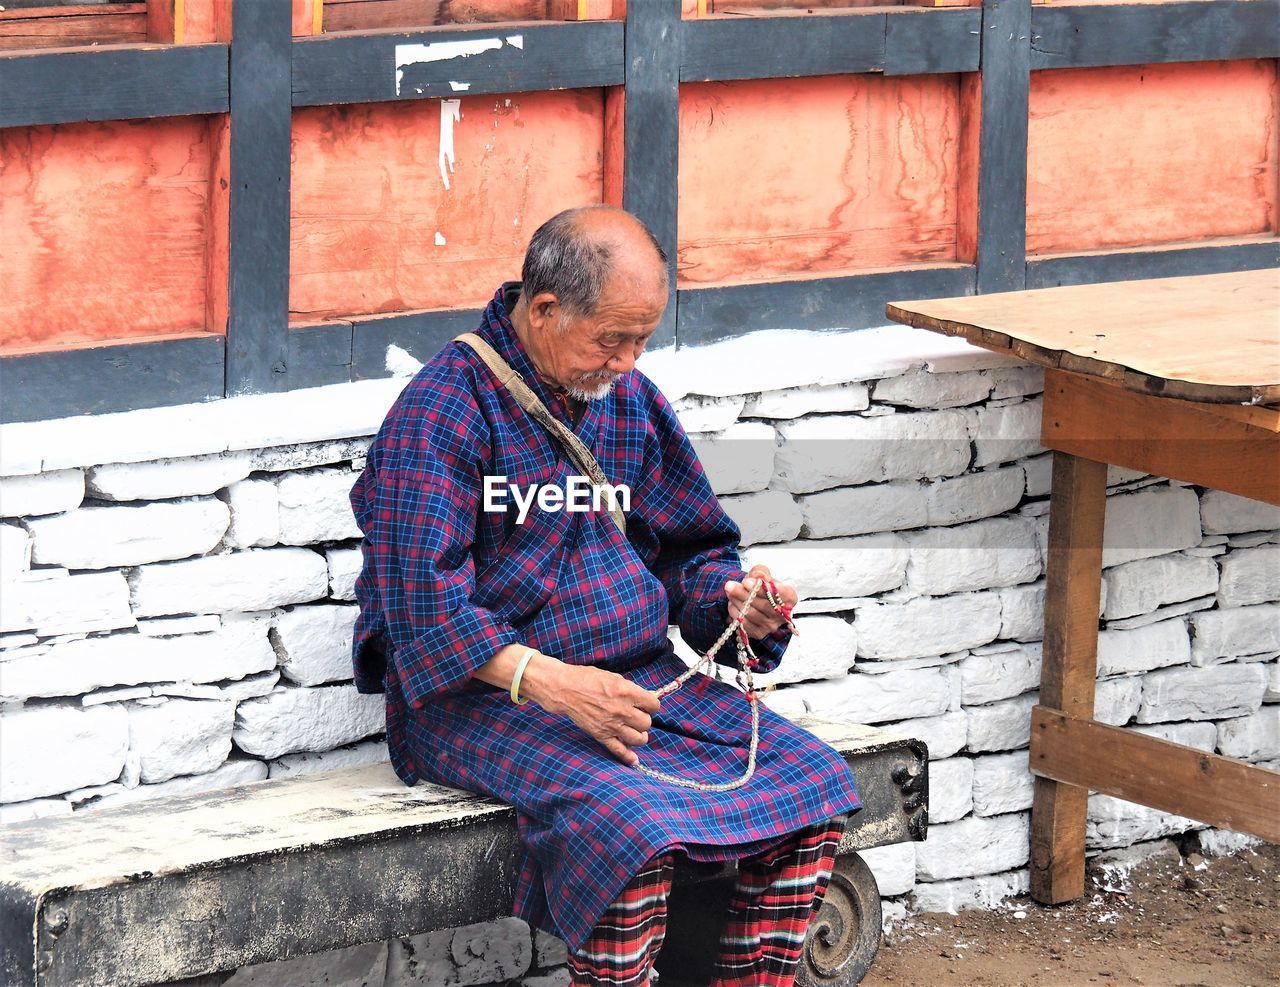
left=724, top=563, right=798, bottom=640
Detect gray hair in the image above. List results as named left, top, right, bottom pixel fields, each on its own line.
left=520, top=206, right=667, bottom=321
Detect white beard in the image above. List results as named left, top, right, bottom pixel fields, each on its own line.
left=566, top=372, right=621, bottom=401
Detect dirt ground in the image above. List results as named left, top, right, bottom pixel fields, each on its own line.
left=860, top=840, right=1279, bottom=987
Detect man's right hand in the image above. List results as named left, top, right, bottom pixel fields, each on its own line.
left=523, top=658, right=661, bottom=767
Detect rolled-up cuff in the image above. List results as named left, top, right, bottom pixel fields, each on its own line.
left=394, top=605, right=519, bottom=709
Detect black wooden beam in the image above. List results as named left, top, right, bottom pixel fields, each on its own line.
left=225, top=0, right=292, bottom=396
left=292, top=21, right=624, bottom=107
left=1030, top=0, right=1280, bottom=69
left=885, top=8, right=982, bottom=77
left=0, top=44, right=227, bottom=129
left=350, top=310, right=480, bottom=381
left=625, top=0, right=680, bottom=349
left=974, top=0, right=1030, bottom=295
left=288, top=322, right=355, bottom=390
left=677, top=265, right=976, bottom=346
left=1026, top=239, right=1280, bottom=290
left=0, top=336, right=225, bottom=424
left=681, top=12, right=884, bottom=82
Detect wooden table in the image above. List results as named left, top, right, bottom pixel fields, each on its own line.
left=886, top=268, right=1280, bottom=904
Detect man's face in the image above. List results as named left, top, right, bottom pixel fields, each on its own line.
left=538, top=278, right=667, bottom=401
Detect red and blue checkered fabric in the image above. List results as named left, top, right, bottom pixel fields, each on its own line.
left=349, top=285, right=862, bottom=953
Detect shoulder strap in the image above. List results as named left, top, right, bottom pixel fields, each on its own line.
left=455, top=332, right=626, bottom=534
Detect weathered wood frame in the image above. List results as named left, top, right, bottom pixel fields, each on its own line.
left=1030, top=370, right=1280, bottom=902
left=1, top=0, right=1277, bottom=421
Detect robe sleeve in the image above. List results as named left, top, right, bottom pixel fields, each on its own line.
left=634, top=379, right=791, bottom=673
left=358, top=374, right=520, bottom=709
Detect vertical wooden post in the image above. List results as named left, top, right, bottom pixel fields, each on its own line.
left=292, top=0, right=324, bottom=36
left=974, top=0, right=1030, bottom=293
left=1030, top=440, right=1108, bottom=903
left=148, top=0, right=223, bottom=44
left=226, top=0, right=293, bottom=395
left=623, top=0, right=680, bottom=349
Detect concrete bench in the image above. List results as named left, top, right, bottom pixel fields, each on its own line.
left=0, top=717, right=927, bottom=987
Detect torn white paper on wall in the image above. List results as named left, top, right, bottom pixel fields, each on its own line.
left=439, top=99, right=462, bottom=191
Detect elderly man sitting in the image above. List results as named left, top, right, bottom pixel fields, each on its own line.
left=349, top=205, right=861, bottom=987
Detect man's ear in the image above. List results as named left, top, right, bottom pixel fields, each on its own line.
left=527, top=292, right=561, bottom=331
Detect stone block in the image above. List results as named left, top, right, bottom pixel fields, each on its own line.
left=269, top=739, right=389, bottom=779
left=971, top=399, right=1043, bottom=468
left=1137, top=664, right=1267, bottom=723
left=233, top=683, right=386, bottom=759
left=928, top=757, right=974, bottom=824
left=1087, top=793, right=1202, bottom=850
left=742, top=381, right=870, bottom=420
left=984, top=365, right=1044, bottom=400
left=1266, top=663, right=1280, bottom=703
left=886, top=710, right=967, bottom=760
left=1188, top=604, right=1280, bottom=664
left=1105, top=595, right=1215, bottom=631
left=745, top=533, right=907, bottom=600
left=87, top=451, right=253, bottom=501
left=251, top=437, right=371, bottom=474
left=129, top=547, right=329, bottom=617
left=222, top=940, right=388, bottom=987
left=0, top=612, right=275, bottom=701
left=1216, top=707, right=1280, bottom=762
left=782, top=665, right=952, bottom=724
left=127, top=699, right=236, bottom=784
left=671, top=393, right=745, bottom=433
left=1198, top=829, right=1264, bottom=858
left=277, top=469, right=363, bottom=544
left=223, top=478, right=281, bottom=549
left=273, top=604, right=359, bottom=686
left=1200, top=490, right=1280, bottom=535
left=773, top=410, right=973, bottom=494
left=855, top=593, right=1002, bottom=662
left=0, top=469, right=84, bottom=518
left=1101, top=487, right=1202, bottom=569
left=902, top=517, right=1041, bottom=595
left=755, top=616, right=857, bottom=686
left=998, top=580, right=1046, bottom=642
left=534, top=928, right=569, bottom=969
left=1095, top=676, right=1143, bottom=726
left=1095, top=619, right=1191, bottom=677
left=0, top=570, right=135, bottom=636
left=971, top=752, right=1034, bottom=817
left=1022, top=453, right=1052, bottom=498
left=328, top=546, right=363, bottom=601
left=1217, top=544, right=1280, bottom=607
left=689, top=422, right=776, bottom=495
left=911, top=869, right=1029, bottom=915
left=872, top=367, right=992, bottom=409
left=966, top=693, right=1037, bottom=753
left=137, top=614, right=222, bottom=637
left=925, top=466, right=1025, bottom=527
left=1131, top=721, right=1217, bottom=753
left=0, top=524, right=31, bottom=581
left=1102, top=553, right=1219, bottom=619
left=858, top=841, right=917, bottom=897
left=92, top=758, right=268, bottom=809
left=915, top=813, right=1030, bottom=881
left=798, top=482, right=928, bottom=539
left=387, top=916, right=532, bottom=986
left=0, top=704, right=128, bottom=802
left=523, top=971, right=571, bottom=987
left=28, top=499, right=229, bottom=570
left=959, top=644, right=1041, bottom=706
left=720, top=490, right=802, bottom=547
left=0, top=797, right=74, bottom=825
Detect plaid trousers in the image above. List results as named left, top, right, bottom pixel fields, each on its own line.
left=567, top=818, right=847, bottom=987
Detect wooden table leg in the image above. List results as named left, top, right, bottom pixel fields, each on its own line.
left=1030, top=451, right=1108, bottom=904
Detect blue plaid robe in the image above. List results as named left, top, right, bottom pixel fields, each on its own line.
left=349, top=285, right=862, bottom=953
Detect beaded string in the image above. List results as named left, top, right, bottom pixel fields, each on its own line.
left=634, top=577, right=797, bottom=792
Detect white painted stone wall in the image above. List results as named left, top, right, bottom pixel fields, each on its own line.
left=2, top=325, right=1276, bottom=987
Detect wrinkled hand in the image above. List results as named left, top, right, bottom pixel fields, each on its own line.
left=724, top=563, right=798, bottom=639
left=543, top=663, right=661, bottom=767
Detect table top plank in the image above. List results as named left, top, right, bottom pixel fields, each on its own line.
left=887, top=269, right=1280, bottom=404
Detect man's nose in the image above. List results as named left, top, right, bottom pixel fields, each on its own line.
left=607, top=349, right=636, bottom=374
